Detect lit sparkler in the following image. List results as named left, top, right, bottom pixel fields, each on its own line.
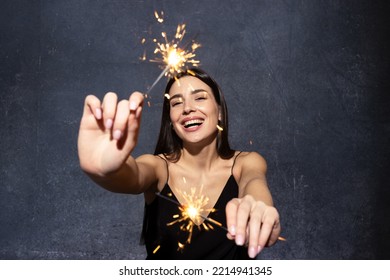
left=141, top=11, right=201, bottom=94
left=156, top=185, right=286, bottom=252
left=156, top=185, right=224, bottom=249
left=156, top=190, right=286, bottom=254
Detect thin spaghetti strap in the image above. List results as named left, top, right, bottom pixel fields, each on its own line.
left=156, top=154, right=169, bottom=185
left=231, top=151, right=243, bottom=175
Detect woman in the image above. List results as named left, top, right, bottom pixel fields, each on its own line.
left=78, top=68, right=281, bottom=259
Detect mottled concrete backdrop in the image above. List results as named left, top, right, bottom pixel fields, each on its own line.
left=1, top=0, right=389, bottom=259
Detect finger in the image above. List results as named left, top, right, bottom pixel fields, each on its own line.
left=258, top=208, right=280, bottom=250
left=235, top=197, right=252, bottom=246
left=102, top=92, right=118, bottom=130
left=267, top=221, right=281, bottom=246
left=135, top=105, right=143, bottom=119
left=83, top=94, right=102, bottom=120
left=226, top=232, right=234, bottom=240
left=129, top=91, right=144, bottom=111
left=128, top=106, right=143, bottom=133
left=247, top=203, right=263, bottom=258
left=119, top=104, right=143, bottom=152
left=225, top=198, right=240, bottom=237
left=112, top=100, right=130, bottom=140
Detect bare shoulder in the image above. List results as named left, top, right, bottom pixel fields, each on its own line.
left=136, top=153, right=163, bottom=165
left=234, top=151, right=270, bottom=199
left=235, top=151, right=267, bottom=174
left=136, top=154, right=167, bottom=173
left=135, top=154, right=168, bottom=187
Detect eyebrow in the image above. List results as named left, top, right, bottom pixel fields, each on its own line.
left=169, top=89, right=208, bottom=100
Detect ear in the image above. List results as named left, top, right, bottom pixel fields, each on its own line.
left=218, top=106, right=222, bottom=121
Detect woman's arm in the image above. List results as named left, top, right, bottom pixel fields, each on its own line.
left=86, top=154, right=164, bottom=194
left=238, top=152, right=273, bottom=205
left=226, top=152, right=281, bottom=258
left=78, top=92, right=163, bottom=194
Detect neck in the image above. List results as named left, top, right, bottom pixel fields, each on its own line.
left=181, top=140, right=219, bottom=171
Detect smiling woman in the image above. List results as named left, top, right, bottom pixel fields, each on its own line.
left=77, top=68, right=281, bottom=260
left=167, top=77, right=221, bottom=148
left=155, top=69, right=233, bottom=162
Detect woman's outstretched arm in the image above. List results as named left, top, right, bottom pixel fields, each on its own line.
left=226, top=152, right=281, bottom=258
left=77, top=91, right=162, bottom=194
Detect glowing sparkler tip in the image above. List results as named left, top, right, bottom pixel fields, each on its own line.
left=143, top=14, right=201, bottom=89
left=167, top=48, right=184, bottom=66
left=185, top=205, right=199, bottom=220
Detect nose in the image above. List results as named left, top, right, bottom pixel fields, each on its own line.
left=183, top=100, right=196, bottom=114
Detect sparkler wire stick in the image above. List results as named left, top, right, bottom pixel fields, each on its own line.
left=146, top=65, right=170, bottom=94
left=155, top=192, right=286, bottom=242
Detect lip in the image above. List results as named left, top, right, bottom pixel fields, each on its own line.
left=180, top=116, right=205, bottom=132
left=181, top=116, right=205, bottom=125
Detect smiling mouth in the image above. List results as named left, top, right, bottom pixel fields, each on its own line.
left=183, top=119, right=204, bottom=128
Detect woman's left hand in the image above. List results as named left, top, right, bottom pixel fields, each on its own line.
left=225, top=195, right=281, bottom=258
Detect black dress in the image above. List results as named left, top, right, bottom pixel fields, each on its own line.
left=141, top=153, right=251, bottom=260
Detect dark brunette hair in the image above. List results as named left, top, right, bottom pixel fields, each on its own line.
left=154, top=68, right=234, bottom=161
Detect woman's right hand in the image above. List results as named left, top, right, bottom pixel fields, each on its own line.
left=77, top=91, right=144, bottom=176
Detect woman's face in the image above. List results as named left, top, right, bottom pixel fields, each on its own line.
left=168, top=75, right=220, bottom=145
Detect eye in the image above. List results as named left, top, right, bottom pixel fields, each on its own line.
left=170, top=98, right=183, bottom=107
left=195, top=92, right=208, bottom=101
left=171, top=102, right=181, bottom=107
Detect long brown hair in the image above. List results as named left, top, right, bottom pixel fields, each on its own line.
left=154, top=68, right=234, bottom=161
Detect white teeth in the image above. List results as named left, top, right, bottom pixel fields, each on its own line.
left=184, top=119, right=204, bottom=127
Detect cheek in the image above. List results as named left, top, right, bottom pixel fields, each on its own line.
left=169, top=108, right=179, bottom=121
left=207, top=105, right=220, bottom=121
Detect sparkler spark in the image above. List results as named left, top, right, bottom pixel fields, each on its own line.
left=153, top=245, right=160, bottom=254
left=156, top=188, right=286, bottom=250
left=142, top=12, right=201, bottom=94
left=154, top=10, right=164, bottom=23
left=156, top=190, right=286, bottom=254
left=156, top=184, right=222, bottom=249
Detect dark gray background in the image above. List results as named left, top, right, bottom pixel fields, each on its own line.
left=1, top=0, right=389, bottom=259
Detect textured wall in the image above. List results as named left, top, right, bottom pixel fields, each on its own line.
left=1, top=0, right=389, bottom=259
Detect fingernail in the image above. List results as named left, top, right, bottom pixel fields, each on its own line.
left=105, top=118, right=113, bottom=129
left=257, top=245, right=262, bottom=254
left=95, top=108, right=102, bottom=119
left=229, top=225, right=236, bottom=236
left=129, top=101, right=137, bottom=111
left=236, top=235, right=244, bottom=246
left=113, top=129, right=122, bottom=140
left=249, top=246, right=257, bottom=258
